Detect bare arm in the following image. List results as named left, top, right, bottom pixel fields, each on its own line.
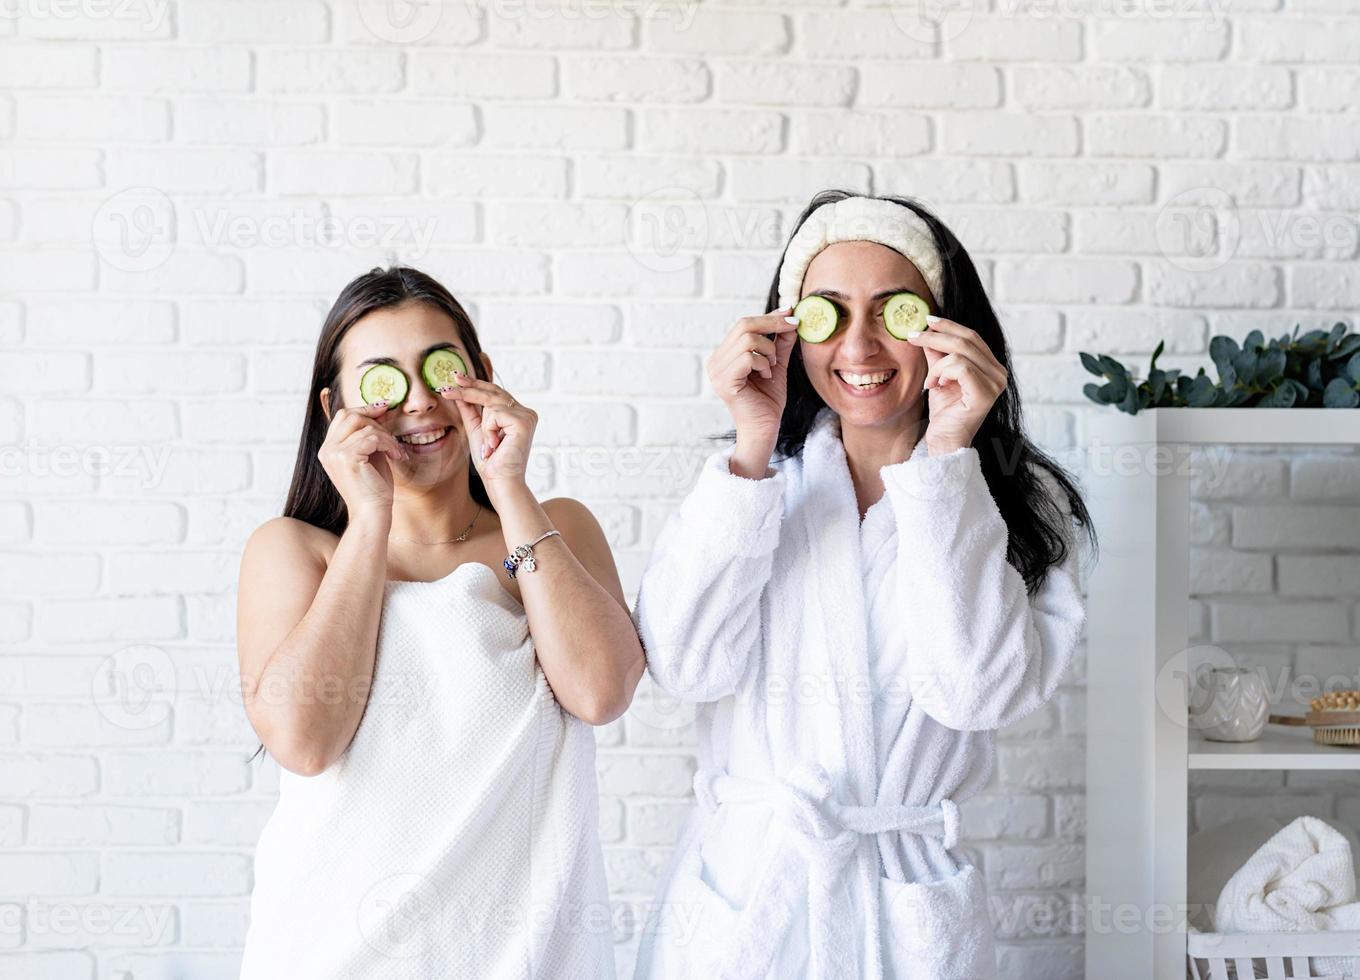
left=237, top=513, right=393, bottom=775
left=496, top=488, right=645, bottom=725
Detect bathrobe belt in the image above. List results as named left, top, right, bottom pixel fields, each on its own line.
left=692, top=762, right=961, bottom=980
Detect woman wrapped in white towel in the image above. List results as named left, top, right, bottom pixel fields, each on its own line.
left=236, top=266, right=644, bottom=978
left=631, top=191, right=1096, bottom=980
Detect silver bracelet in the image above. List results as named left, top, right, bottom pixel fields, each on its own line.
left=503, top=529, right=561, bottom=579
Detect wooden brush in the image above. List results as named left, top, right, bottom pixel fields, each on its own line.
left=1269, top=691, right=1360, bottom=747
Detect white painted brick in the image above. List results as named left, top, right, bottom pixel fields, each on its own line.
left=566, top=56, right=709, bottom=103
left=28, top=805, right=177, bottom=846
left=104, top=46, right=252, bottom=92
left=14, top=4, right=171, bottom=39
left=0, top=44, right=97, bottom=88
left=1017, top=161, right=1154, bottom=205
left=102, top=853, right=251, bottom=897
left=1159, top=163, right=1301, bottom=208
left=556, top=253, right=697, bottom=299
left=1238, top=116, right=1360, bottom=162
left=1159, top=66, right=1293, bottom=110
left=425, top=153, right=570, bottom=198
left=486, top=105, right=629, bottom=150
left=0, top=853, right=98, bottom=896
left=1291, top=265, right=1360, bottom=309
left=410, top=52, right=555, bottom=99
left=944, top=113, right=1078, bottom=157
left=1191, top=455, right=1287, bottom=500
left=33, top=501, right=183, bottom=546
left=999, top=309, right=1063, bottom=354
left=335, top=101, right=477, bottom=148
left=479, top=302, right=620, bottom=345
left=1292, top=458, right=1360, bottom=502
left=985, top=843, right=1084, bottom=890
left=177, top=99, right=328, bottom=147
left=1233, top=505, right=1360, bottom=550
left=998, top=743, right=1084, bottom=790
left=38, top=597, right=182, bottom=643
left=879, top=160, right=1016, bottom=204
left=258, top=50, right=402, bottom=94
left=1145, top=262, right=1281, bottom=309
left=1088, top=115, right=1226, bottom=158
left=961, top=794, right=1049, bottom=841
left=179, top=1, right=328, bottom=42
left=596, top=754, right=694, bottom=796
left=944, top=208, right=1067, bottom=254
left=106, top=148, right=262, bottom=194
left=947, top=17, right=1083, bottom=61
left=1238, top=18, right=1360, bottom=62
left=1278, top=555, right=1360, bottom=596
left=488, top=8, right=636, bottom=49
left=626, top=801, right=691, bottom=846
left=644, top=108, right=783, bottom=154
left=1012, top=66, right=1150, bottom=109
left=336, top=0, right=481, bottom=45
left=1210, top=600, right=1350, bottom=644
left=556, top=350, right=700, bottom=397
left=996, top=259, right=1137, bottom=304
left=0, top=250, right=95, bottom=292
left=21, top=704, right=171, bottom=748
left=268, top=150, right=418, bottom=196
left=1298, top=69, right=1360, bottom=112
left=1190, top=548, right=1273, bottom=594
left=29, top=300, right=176, bottom=345
left=92, top=352, right=246, bottom=396
left=103, top=751, right=250, bottom=796
left=790, top=110, right=929, bottom=156
left=575, top=155, right=721, bottom=199
left=996, top=942, right=1083, bottom=980
left=647, top=11, right=788, bottom=55
left=1066, top=309, right=1205, bottom=354
left=488, top=202, right=627, bottom=249
left=729, top=160, right=871, bottom=204
left=796, top=11, right=934, bottom=59
left=717, top=61, right=854, bottom=108
left=0, top=602, right=32, bottom=643
left=860, top=64, right=1001, bottom=108
left=1090, top=18, right=1229, bottom=61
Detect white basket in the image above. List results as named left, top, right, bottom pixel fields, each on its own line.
left=1188, top=930, right=1360, bottom=979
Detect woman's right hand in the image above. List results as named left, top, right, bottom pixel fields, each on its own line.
left=707, top=308, right=801, bottom=476
left=317, top=404, right=408, bottom=521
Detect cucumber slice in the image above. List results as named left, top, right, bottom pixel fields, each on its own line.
left=882, top=292, right=930, bottom=340
left=359, top=363, right=408, bottom=407
left=422, top=348, right=468, bottom=390
left=793, top=295, right=838, bottom=344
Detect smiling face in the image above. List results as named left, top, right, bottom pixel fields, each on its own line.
left=797, top=241, right=935, bottom=433
left=326, top=300, right=487, bottom=483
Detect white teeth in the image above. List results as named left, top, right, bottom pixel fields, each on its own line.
left=838, top=370, right=895, bottom=388
left=398, top=427, right=449, bottom=446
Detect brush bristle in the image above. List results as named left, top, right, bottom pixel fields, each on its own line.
left=1314, top=726, right=1360, bottom=746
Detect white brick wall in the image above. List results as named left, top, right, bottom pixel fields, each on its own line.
left=2, top=0, right=1359, bottom=976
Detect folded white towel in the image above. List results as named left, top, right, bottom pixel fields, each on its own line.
left=1215, top=816, right=1360, bottom=978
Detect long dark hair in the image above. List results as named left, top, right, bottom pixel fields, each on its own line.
left=733, top=189, right=1097, bottom=595
left=247, top=265, right=495, bottom=765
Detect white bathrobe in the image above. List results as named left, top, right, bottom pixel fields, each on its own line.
left=631, top=405, right=1086, bottom=980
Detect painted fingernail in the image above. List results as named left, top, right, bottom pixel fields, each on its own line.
left=907, top=330, right=922, bottom=339
left=785, top=316, right=799, bottom=325
left=926, top=315, right=941, bottom=325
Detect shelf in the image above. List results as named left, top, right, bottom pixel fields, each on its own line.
left=1088, top=407, right=1360, bottom=446
left=1189, top=724, right=1360, bottom=770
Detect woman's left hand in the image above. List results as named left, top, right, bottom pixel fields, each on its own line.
left=440, top=372, right=538, bottom=489
left=910, top=317, right=1009, bottom=456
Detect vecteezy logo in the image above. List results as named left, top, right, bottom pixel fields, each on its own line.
left=91, top=186, right=176, bottom=273
left=1155, top=186, right=1241, bottom=274
left=356, top=0, right=444, bottom=43
left=887, top=0, right=978, bottom=45
left=358, top=872, right=445, bottom=958
left=92, top=644, right=176, bottom=731
left=626, top=186, right=707, bottom=274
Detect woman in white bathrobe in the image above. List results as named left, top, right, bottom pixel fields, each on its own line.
left=631, top=192, right=1096, bottom=980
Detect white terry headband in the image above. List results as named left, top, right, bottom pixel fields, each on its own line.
left=776, top=196, right=945, bottom=313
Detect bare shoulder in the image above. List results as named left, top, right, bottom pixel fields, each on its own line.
left=242, top=516, right=336, bottom=574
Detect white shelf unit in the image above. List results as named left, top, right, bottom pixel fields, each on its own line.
left=1085, top=408, right=1360, bottom=980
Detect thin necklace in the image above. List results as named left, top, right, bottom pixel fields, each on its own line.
left=389, top=504, right=482, bottom=545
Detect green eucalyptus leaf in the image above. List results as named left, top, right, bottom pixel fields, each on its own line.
left=1150, top=340, right=1164, bottom=371
left=1083, top=382, right=1106, bottom=404
left=1323, top=377, right=1360, bottom=408
left=1258, top=347, right=1287, bottom=382
left=1244, top=329, right=1264, bottom=352
left=1347, top=351, right=1360, bottom=383
left=1079, top=352, right=1105, bottom=376
left=1187, top=374, right=1217, bottom=407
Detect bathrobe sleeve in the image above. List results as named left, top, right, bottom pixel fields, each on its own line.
left=880, top=445, right=1086, bottom=732
left=631, top=444, right=787, bottom=702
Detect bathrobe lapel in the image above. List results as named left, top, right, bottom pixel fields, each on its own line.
left=799, top=406, right=879, bottom=805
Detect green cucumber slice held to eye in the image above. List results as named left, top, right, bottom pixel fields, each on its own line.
left=421, top=348, right=468, bottom=391
left=793, top=295, right=838, bottom=344
left=359, top=363, right=409, bottom=407
left=882, top=291, right=931, bottom=340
